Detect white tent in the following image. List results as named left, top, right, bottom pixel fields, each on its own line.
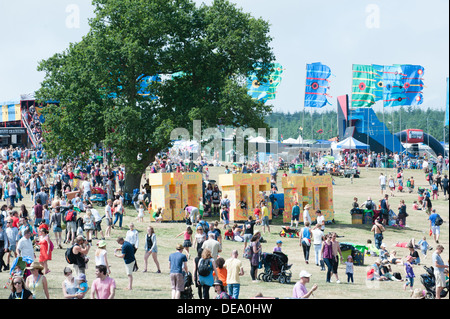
left=335, top=137, right=369, bottom=150
left=248, top=136, right=267, bottom=143
left=282, top=135, right=303, bottom=144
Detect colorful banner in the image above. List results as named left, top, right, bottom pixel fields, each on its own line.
left=351, top=64, right=377, bottom=108
left=399, top=64, right=424, bottom=106
left=304, top=62, right=332, bottom=108
left=247, top=63, right=283, bottom=103
left=1, top=103, right=22, bottom=123
left=373, top=64, right=407, bottom=107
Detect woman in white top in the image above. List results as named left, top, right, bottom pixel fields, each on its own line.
left=105, top=199, right=113, bottom=237
left=94, top=240, right=110, bottom=274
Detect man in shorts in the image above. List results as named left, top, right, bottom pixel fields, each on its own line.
left=169, top=244, right=188, bottom=299
left=432, top=245, right=448, bottom=299
left=428, top=209, right=441, bottom=244
left=261, top=201, right=270, bottom=233
left=114, top=237, right=136, bottom=290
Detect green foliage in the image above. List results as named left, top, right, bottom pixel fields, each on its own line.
left=36, top=0, right=275, bottom=174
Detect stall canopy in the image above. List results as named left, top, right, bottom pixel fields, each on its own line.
left=336, top=137, right=369, bottom=150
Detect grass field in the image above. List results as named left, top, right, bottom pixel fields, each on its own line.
left=0, top=165, right=448, bottom=300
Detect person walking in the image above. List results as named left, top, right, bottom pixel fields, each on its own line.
left=114, top=237, right=136, bottom=290
left=320, top=234, right=334, bottom=283
left=169, top=244, right=188, bottom=299
left=143, top=226, right=161, bottom=273
left=299, top=222, right=312, bottom=264
left=249, top=232, right=262, bottom=282
left=290, top=202, right=300, bottom=228
left=330, top=232, right=344, bottom=284
left=312, top=224, right=325, bottom=270
left=125, top=223, right=139, bottom=272
left=224, top=249, right=244, bottom=299
left=371, top=219, right=385, bottom=250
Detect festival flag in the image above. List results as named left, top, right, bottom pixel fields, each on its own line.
left=304, top=62, right=332, bottom=108
left=398, top=64, right=425, bottom=106
left=351, top=64, right=377, bottom=108
left=247, top=63, right=284, bottom=103
left=372, top=64, right=407, bottom=107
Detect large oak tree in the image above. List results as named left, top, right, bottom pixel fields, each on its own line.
left=36, top=0, right=276, bottom=191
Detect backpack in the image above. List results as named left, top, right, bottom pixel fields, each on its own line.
left=65, top=209, right=76, bottom=222
left=243, top=245, right=252, bottom=259
left=198, top=258, right=212, bottom=277
left=365, top=200, right=374, bottom=210
left=65, top=246, right=76, bottom=264
left=435, top=215, right=443, bottom=226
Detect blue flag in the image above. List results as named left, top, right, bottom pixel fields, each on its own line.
left=304, top=62, right=332, bottom=108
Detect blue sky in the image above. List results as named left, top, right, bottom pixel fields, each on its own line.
left=0, top=0, right=448, bottom=114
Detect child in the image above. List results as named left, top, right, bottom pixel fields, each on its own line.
left=403, top=255, right=415, bottom=291
left=412, top=201, right=421, bottom=211
left=224, top=227, right=234, bottom=241
left=176, top=226, right=193, bottom=259
left=431, top=182, right=439, bottom=200
left=273, top=240, right=282, bottom=252
left=76, top=273, right=89, bottom=296
left=215, top=257, right=227, bottom=291
left=43, top=205, right=50, bottom=225
left=137, top=204, right=144, bottom=223
left=253, top=205, right=261, bottom=225
left=417, top=237, right=430, bottom=259
left=345, top=255, right=354, bottom=283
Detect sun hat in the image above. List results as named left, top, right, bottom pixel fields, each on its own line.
left=299, top=270, right=312, bottom=278
left=76, top=273, right=87, bottom=281
left=97, top=240, right=107, bottom=248
left=276, top=240, right=283, bottom=244
left=176, top=244, right=184, bottom=250
left=26, top=261, right=44, bottom=271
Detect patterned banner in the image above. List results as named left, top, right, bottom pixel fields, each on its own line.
left=247, top=63, right=283, bottom=103
left=351, top=64, right=377, bottom=108
left=304, top=62, right=332, bottom=108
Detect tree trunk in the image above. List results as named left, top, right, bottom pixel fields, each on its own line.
left=123, top=171, right=145, bottom=195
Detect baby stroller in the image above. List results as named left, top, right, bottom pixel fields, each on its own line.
left=180, top=271, right=194, bottom=299
left=279, top=226, right=299, bottom=238
left=258, top=251, right=292, bottom=284
left=420, top=266, right=449, bottom=299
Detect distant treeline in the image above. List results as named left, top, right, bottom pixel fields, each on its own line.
left=265, top=107, right=448, bottom=142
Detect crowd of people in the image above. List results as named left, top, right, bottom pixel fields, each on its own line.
left=0, top=143, right=448, bottom=300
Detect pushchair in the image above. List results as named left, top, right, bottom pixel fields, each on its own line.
left=258, top=251, right=292, bottom=284
left=279, top=226, right=299, bottom=238
left=420, top=266, right=449, bottom=299
left=180, top=271, right=194, bottom=299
